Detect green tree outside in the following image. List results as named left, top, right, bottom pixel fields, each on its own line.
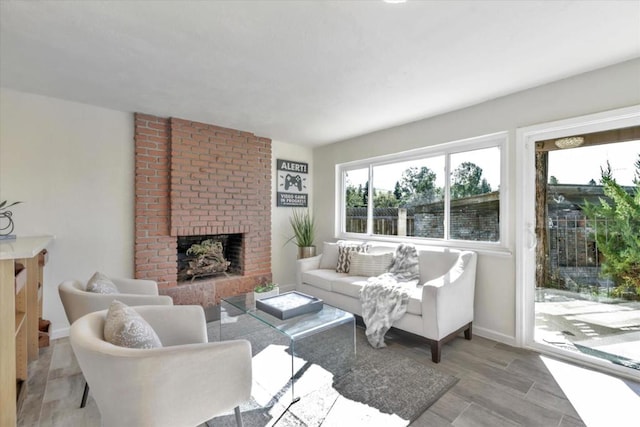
left=397, top=166, right=440, bottom=206
left=451, top=162, right=492, bottom=199
left=582, top=156, right=640, bottom=299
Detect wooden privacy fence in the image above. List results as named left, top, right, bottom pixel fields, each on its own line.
left=346, top=208, right=415, bottom=236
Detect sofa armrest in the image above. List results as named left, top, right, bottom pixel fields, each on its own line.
left=420, top=251, right=477, bottom=340
left=295, top=254, right=323, bottom=285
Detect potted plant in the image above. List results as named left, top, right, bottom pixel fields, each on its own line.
left=287, top=209, right=316, bottom=259
left=254, top=282, right=279, bottom=300
left=0, top=200, right=22, bottom=239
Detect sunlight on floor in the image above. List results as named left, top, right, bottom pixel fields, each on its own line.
left=541, top=356, right=640, bottom=427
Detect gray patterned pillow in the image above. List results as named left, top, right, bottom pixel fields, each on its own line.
left=336, top=242, right=370, bottom=273
left=104, top=300, right=162, bottom=349
left=86, top=272, right=118, bottom=294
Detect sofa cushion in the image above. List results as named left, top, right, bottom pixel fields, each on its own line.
left=302, top=269, right=347, bottom=292
left=336, top=242, right=370, bottom=273
left=331, top=277, right=369, bottom=298
left=349, top=252, right=393, bottom=277
left=104, top=300, right=162, bottom=349
left=319, top=242, right=339, bottom=269
left=86, top=271, right=119, bottom=294
left=368, top=245, right=397, bottom=254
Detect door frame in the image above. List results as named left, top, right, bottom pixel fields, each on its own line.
left=515, top=105, right=640, bottom=379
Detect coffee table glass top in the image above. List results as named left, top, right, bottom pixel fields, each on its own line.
left=222, top=292, right=354, bottom=340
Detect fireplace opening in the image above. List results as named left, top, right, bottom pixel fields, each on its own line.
left=177, top=234, right=243, bottom=283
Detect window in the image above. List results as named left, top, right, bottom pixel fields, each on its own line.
left=339, top=132, right=507, bottom=247
left=343, top=168, right=369, bottom=233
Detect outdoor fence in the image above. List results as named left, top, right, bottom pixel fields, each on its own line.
left=345, top=207, right=415, bottom=235
left=547, top=214, right=613, bottom=293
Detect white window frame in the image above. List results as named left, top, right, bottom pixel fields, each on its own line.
left=336, top=131, right=510, bottom=253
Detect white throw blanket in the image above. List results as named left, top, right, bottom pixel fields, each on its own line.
left=360, top=244, right=419, bottom=348
left=360, top=273, right=410, bottom=348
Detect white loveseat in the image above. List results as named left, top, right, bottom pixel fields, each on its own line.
left=296, top=242, right=477, bottom=362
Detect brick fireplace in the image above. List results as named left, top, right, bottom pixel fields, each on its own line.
left=134, top=113, right=272, bottom=307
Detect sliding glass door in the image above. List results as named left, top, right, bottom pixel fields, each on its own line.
left=535, top=139, right=639, bottom=370
left=516, top=106, right=640, bottom=378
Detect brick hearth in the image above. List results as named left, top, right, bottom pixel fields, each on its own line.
left=134, top=113, right=272, bottom=306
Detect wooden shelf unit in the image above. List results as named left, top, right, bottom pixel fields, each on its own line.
left=1, top=236, right=52, bottom=427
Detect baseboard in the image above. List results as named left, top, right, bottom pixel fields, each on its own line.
left=51, top=327, right=69, bottom=340
left=474, top=326, right=517, bottom=347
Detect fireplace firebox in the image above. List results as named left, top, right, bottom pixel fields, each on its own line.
left=177, top=234, right=243, bottom=283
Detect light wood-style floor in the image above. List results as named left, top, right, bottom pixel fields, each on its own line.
left=17, top=326, right=639, bottom=427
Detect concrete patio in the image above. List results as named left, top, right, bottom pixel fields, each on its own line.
left=535, top=289, right=640, bottom=369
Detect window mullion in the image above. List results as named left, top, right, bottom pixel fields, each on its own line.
left=444, top=153, right=451, bottom=240
left=367, top=165, right=374, bottom=235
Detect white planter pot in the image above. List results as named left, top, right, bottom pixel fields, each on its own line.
left=254, top=287, right=279, bottom=300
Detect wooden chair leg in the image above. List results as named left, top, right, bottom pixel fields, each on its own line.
left=234, top=406, right=243, bottom=427
left=430, top=340, right=442, bottom=363
left=80, top=381, right=89, bottom=408
left=464, top=323, right=472, bottom=340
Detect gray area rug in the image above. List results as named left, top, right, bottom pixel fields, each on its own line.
left=334, top=331, right=457, bottom=421
left=207, top=313, right=457, bottom=426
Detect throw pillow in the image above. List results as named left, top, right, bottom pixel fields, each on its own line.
left=86, top=271, right=118, bottom=294
left=319, top=242, right=340, bottom=269
left=104, top=300, right=162, bottom=349
left=336, top=242, right=370, bottom=273
left=388, top=244, right=420, bottom=283
left=349, top=252, right=394, bottom=277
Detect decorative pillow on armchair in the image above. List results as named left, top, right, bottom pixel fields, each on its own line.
left=336, top=242, right=370, bottom=273
left=104, top=300, right=162, bottom=349
left=86, top=271, right=119, bottom=294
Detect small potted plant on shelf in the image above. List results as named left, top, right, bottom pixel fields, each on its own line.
left=287, top=208, right=316, bottom=259
left=254, top=282, right=279, bottom=300
left=0, top=200, right=23, bottom=240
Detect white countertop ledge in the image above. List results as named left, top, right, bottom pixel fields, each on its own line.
left=0, top=235, right=54, bottom=260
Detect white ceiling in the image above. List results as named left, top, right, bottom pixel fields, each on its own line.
left=1, top=1, right=639, bottom=146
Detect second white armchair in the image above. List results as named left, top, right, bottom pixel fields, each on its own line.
left=70, top=304, right=253, bottom=427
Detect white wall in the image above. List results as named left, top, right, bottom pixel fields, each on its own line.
left=271, top=141, right=314, bottom=290
left=313, top=58, right=640, bottom=344
left=0, top=89, right=135, bottom=337
left=0, top=89, right=312, bottom=336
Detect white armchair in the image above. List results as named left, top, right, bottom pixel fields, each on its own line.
left=70, top=305, right=252, bottom=427
left=59, top=277, right=173, bottom=407
left=59, top=278, right=173, bottom=324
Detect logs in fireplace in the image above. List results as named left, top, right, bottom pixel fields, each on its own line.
left=177, top=234, right=243, bottom=282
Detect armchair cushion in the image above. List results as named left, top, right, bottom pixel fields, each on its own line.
left=104, top=300, right=162, bottom=349
left=86, top=272, right=118, bottom=294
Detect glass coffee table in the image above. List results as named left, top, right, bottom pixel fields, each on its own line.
left=220, top=292, right=355, bottom=415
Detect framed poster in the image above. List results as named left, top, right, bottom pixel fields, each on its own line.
left=277, top=159, right=309, bottom=207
